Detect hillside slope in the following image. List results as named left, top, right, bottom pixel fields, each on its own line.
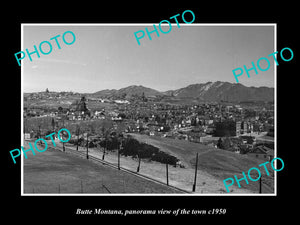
left=164, top=81, right=274, bottom=102
left=129, top=133, right=274, bottom=193
left=24, top=141, right=181, bottom=194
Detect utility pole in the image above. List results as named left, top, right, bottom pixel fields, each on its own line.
left=118, top=142, right=122, bottom=170
left=137, top=155, right=141, bottom=173
left=62, top=119, right=65, bottom=152
left=166, top=163, right=169, bottom=186
left=102, top=147, right=106, bottom=160
left=118, top=149, right=120, bottom=170
left=259, top=176, right=262, bottom=194
left=63, top=138, right=65, bottom=152
left=192, top=152, right=199, bottom=192
left=76, top=125, right=80, bottom=151
left=76, top=135, right=79, bottom=151
left=102, top=140, right=107, bottom=160
left=86, top=132, right=89, bottom=159
left=38, top=124, right=42, bottom=145
left=23, top=117, right=26, bottom=135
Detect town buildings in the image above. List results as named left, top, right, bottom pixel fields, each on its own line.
left=24, top=90, right=274, bottom=157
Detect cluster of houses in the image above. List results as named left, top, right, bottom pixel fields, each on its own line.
left=117, top=101, right=274, bottom=159
left=24, top=91, right=274, bottom=160
left=119, top=102, right=273, bottom=136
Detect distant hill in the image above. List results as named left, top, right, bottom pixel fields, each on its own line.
left=92, top=89, right=118, bottom=98
left=118, top=85, right=162, bottom=97
left=163, top=81, right=274, bottom=102
left=84, top=81, right=274, bottom=102
left=91, top=85, right=162, bottom=98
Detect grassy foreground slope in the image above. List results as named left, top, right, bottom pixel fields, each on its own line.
left=129, top=133, right=275, bottom=193
left=23, top=141, right=182, bottom=194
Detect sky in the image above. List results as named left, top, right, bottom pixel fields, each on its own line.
left=22, top=24, right=275, bottom=93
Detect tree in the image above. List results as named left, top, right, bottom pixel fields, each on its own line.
left=75, top=124, right=81, bottom=135
left=75, top=124, right=81, bottom=151
left=191, top=117, right=197, bottom=126
left=88, top=123, right=95, bottom=135
left=51, top=118, right=55, bottom=131
left=155, top=115, right=161, bottom=123
left=142, top=92, right=147, bottom=102
left=217, top=137, right=231, bottom=150
left=121, top=93, right=127, bottom=99
left=77, top=96, right=88, bottom=112
left=217, top=138, right=223, bottom=149
left=118, top=113, right=126, bottom=119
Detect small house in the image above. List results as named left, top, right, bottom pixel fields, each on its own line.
left=247, top=145, right=274, bottom=161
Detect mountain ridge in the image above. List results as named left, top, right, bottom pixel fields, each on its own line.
left=90, top=81, right=274, bottom=102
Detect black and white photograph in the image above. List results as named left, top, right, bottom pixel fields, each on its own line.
left=21, top=24, right=276, bottom=195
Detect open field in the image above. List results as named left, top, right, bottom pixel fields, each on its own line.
left=23, top=141, right=182, bottom=194
left=57, top=142, right=256, bottom=194
left=23, top=134, right=274, bottom=194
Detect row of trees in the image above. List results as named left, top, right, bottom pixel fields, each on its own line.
left=120, top=138, right=179, bottom=166
left=25, top=115, right=180, bottom=166
left=69, top=135, right=179, bottom=166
